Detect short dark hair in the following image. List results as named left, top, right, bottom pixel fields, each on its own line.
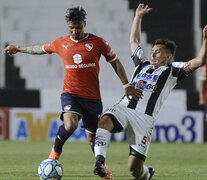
left=65, top=6, right=87, bottom=23
left=153, top=39, right=177, bottom=56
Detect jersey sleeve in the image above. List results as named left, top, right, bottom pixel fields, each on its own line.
left=131, top=46, right=149, bottom=67
left=171, top=62, right=189, bottom=82
left=42, top=38, right=60, bottom=54
left=100, top=38, right=117, bottom=62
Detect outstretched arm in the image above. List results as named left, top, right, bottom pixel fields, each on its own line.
left=185, top=25, right=207, bottom=72
left=110, top=59, right=143, bottom=101
left=4, top=45, right=46, bottom=55
left=129, top=4, right=152, bottom=55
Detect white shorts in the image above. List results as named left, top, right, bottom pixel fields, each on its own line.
left=103, top=103, right=155, bottom=157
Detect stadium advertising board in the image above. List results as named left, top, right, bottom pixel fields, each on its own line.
left=0, top=108, right=10, bottom=139
left=9, top=108, right=87, bottom=141
left=154, top=111, right=203, bottom=143
left=9, top=108, right=203, bottom=143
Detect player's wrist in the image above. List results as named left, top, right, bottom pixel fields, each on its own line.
left=16, top=46, right=21, bottom=52
left=122, top=83, right=131, bottom=89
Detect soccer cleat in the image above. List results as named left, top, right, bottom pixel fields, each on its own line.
left=48, top=146, right=60, bottom=160
left=94, top=155, right=108, bottom=178
left=148, top=167, right=155, bottom=180
left=103, top=164, right=113, bottom=179
left=94, top=160, right=107, bottom=178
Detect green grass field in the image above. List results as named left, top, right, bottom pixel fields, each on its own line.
left=0, top=140, right=207, bottom=180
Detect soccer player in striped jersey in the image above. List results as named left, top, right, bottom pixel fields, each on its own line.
left=93, top=3, right=207, bottom=180
left=4, top=6, right=142, bottom=179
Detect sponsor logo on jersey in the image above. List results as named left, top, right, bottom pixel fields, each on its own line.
left=65, top=63, right=96, bottom=69
left=137, top=80, right=147, bottom=89
left=85, top=43, right=93, bottom=51
left=73, top=54, right=82, bottom=64
left=64, top=105, right=71, bottom=111
left=65, top=53, right=96, bottom=69
left=135, top=80, right=157, bottom=91
left=138, top=72, right=159, bottom=82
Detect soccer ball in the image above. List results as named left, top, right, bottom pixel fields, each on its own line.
left=38, top=159, right=63, bottom=180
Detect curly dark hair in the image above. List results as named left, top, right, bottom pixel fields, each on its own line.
left=153, top=39, right=177, bottom=56
left=65, top=6, right=87, bottom=23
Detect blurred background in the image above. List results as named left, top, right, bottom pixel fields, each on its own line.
left=0, top=0, right=206, bottom=142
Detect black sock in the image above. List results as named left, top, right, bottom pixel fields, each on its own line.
left=96, top=155, right=105, bottom=164
left=54, top=124, right=72, bottom=154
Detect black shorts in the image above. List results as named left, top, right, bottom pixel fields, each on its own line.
left=60, top=93, right=103, bottom=133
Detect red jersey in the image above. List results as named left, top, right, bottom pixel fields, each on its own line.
left=200, top=64, right=207, bottom=100
left=42, top=33, right=117, bottom=99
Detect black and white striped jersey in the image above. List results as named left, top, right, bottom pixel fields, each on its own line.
left=119, top=46, right=189, bottom=118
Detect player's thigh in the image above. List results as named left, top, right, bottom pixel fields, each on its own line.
left=61, top=93, right=83, bottom=118
left=127, top=112, right=154, bottom=157
left=81, top=99, right=103, bottom=133
left=102, top=104, right=130, bottom=130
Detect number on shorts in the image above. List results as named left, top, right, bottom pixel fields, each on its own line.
left=141, top=136, right=147, bottom=144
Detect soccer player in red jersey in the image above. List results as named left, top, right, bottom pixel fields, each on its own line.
left=199, top=64, right=207, bottom=106
left=4, top=6, right=142, bottom=179
left=199, top=64, right=207, bottom=140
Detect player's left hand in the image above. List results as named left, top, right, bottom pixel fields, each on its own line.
left=124, top=86, right=143, bottom=101
left=136, top=4, right=152, bottom=17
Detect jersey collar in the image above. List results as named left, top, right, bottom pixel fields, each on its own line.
left=70, top=33, right=89, bottom=43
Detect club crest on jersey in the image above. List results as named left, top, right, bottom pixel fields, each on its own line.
left=85, top=43, right=93, bottom=51
left=64, top=105, right=71, bottom=111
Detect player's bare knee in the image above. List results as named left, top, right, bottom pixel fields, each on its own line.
left=63, top=113, right=79, bottom=132
left=64, top=122, right=78, bottom=132
left=97, top=117, right=106, bottom=128
left=98, top=116, right=114, bottom=131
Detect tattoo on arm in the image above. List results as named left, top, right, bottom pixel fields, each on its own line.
left=18, top=45, right=46, bottom=55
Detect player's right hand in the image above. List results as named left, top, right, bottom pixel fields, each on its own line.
left=4, top=45, right=19, bottom=55
left=124, top=86, right=143, bottom=101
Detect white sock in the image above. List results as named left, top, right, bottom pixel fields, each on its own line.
left=94, top=128, right=111, bottom=158
left=138, top=165, right=149, bottom=180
